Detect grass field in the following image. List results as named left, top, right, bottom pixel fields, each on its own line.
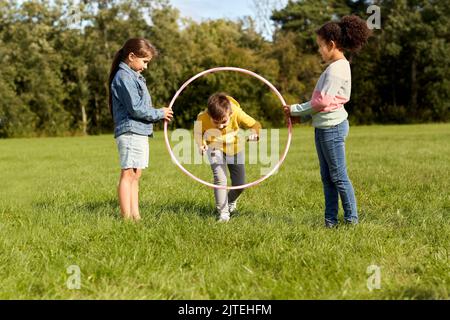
left=0, top=124, right=449, bottom=299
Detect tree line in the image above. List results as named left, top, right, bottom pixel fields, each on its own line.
left=0, top=0, right=448, bottom=138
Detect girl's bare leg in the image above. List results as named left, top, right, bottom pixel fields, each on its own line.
left=118, top=169, right=134, bottom=219
left=130, top=169, right=142, bottom=221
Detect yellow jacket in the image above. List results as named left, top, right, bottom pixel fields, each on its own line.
left=194, top=96, right=261, bottom=156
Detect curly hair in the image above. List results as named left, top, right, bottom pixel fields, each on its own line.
left=316, top=15, right=372, bottom=53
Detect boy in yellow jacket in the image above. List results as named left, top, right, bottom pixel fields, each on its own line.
left=194, top=92, right=261, bottom=222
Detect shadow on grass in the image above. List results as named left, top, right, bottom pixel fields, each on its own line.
left=145, top=199, right=215, bottom=220
left=146, top=199, right=324, bottom=228
left=33, top=198, right=120, bottom=219
left=33, top=197, right=217, bottom=221
left=145, top=199, right=326, bottom=226
left=32, top=197, right=327, bottom=227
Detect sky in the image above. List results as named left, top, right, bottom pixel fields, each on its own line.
left=16, top=0, right=288, bottom=39
left=168, top=0, right=288, bottom=39
left=169, top=0, right=255, bottom=21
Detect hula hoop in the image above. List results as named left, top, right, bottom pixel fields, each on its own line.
left=163, top=67, right=292, bottom=190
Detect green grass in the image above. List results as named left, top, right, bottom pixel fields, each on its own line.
left=0, top=124, right=449, bottom=299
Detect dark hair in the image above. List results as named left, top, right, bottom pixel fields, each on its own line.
left=207, top=93, right=232, bottom=121
left=316, top=15, right=371, bottom=52
left=108, top=38, right=158, bottom=117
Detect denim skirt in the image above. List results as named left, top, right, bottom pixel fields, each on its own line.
left=115, top=132, right=149, bottom=169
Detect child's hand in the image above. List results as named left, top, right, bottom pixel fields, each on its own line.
left=283, top=105, right=291, bottom=117
left=199, top=144, right=208, bottom=155
left=247, top=134, right=259, bottom=142
left=283, top=105, right=300, bottom=124
left=162, top=107, right=174, bottom=122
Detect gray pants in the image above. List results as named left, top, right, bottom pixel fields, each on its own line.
left=207, top=149, right=245, bottom=215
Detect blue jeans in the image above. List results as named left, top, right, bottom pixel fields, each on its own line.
left=315, top=120, right=358, bottom=226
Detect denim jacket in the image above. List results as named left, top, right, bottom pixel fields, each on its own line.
left=111, top=62, right=165, bottom=138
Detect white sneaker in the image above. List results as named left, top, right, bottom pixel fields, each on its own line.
left=228, top=202, right=237, bottom=214
left=218, top=214, right=230, bottom=223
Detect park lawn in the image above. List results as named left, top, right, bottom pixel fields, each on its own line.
left=0, top=124, right=449, bottom=299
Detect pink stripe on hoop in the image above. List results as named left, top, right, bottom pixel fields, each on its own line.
left=163, top=67, right=292, bottom=190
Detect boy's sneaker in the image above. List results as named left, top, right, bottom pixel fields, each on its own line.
left=228, top=201, right=238, bottom=215
left=218, top=214, right=230, bottom=223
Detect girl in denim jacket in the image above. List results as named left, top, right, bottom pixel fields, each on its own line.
left=109, top=38, right=173, bottom=221
left=284, top=16, right=371, bottom=228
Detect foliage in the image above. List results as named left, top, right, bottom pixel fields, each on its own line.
left=0, top=0, right=448, bottom=137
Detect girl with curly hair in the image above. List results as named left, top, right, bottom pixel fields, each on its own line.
left=284, top=15, right=371, bottom=228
